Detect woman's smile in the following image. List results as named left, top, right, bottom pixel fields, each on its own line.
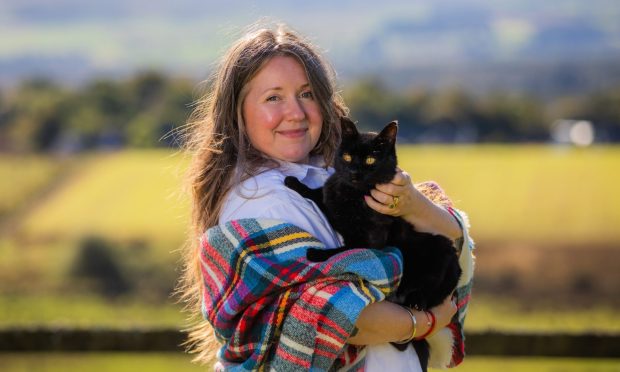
left=277, top=128, right=308, bottom=138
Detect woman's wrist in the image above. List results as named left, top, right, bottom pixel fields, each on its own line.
left=402, top=190, right=462, bottom=241
left=394, top=306, right=436, bottom=343
left=410, top=308, right=432, bottom=338
left=394, top=306, right=418, bottom=343
left=349, top=301, right=425, bottom=345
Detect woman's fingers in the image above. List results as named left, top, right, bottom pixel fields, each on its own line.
left=364, top=194, right=398, bottom=215
left=369, top=188, right=394, bottom=206
left=368, top=169, right=416, bottom=215
left=374, top=170, right=410, bottom=194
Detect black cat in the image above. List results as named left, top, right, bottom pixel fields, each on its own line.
left=284, top=117, right=461, bottom=372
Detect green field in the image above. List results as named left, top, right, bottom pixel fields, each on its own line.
left=2, top=294, right=619, bottom=334
left=1, top=146, right=619, bottom=331
left=397, top=145, right=620, bottom=245
left=0, top=155, right=65, bottom=219
left=17, top=151, right=190, bottom=244
left=0, top=354, right=618, bottom=372
left=6, top=146, right=620, bottom=246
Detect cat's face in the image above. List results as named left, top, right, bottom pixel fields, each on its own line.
left=334, top=118, right=398, bottom=188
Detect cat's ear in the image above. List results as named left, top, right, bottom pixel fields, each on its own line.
left=340, top=117, right=359, bottom=139
left=376, top=121, right=398, bottom=146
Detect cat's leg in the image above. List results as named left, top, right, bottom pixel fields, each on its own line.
left=306, top=246, right=350, bottom=262
left=284, top=176, right=325, bottom=209
left=284, top=176, right=311, bottom=195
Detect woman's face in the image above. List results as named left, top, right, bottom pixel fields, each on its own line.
left=242, top=55, right=323, bottom=163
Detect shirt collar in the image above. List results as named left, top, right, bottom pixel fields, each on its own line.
left=277, top=156, right=332, bottom=186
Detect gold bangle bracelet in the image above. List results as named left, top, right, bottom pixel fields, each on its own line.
left=394, top=306, right=417, bottom=344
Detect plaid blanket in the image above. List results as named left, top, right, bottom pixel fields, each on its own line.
left=200, top=214, right=474, bottom=371
left=201, top=218, right=403, bottom=371
left=441, top=206, right=475, bottom=368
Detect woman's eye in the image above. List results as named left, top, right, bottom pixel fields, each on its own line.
left=343, top=153, right=352, bottom=162
left=300, top=91, right=314, bottom=99
left=365, top=156, right=376, bottom=165
left=266, top=95, right=280, bottom=102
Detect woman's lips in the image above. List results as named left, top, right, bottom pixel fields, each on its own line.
left=277, top=128, right=308, bottom=138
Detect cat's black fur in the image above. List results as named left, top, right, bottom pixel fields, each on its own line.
left=284, top=117, right=462, bottom=372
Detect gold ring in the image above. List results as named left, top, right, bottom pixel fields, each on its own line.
left=389, top=195, right=399, bottom=209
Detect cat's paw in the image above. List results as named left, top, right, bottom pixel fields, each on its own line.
left=284, top=176, right=302, bottom=190
left=306, top=248, right=327, bottom=262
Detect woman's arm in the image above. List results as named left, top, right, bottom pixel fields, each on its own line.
left=348, top=295, right=457, bottom=345
left=365, top=169, right=462, bottom=240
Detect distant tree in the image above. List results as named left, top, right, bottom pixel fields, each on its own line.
left=474, top=93, right=547, bottom=142
left=129, top=70, right=167, bottom=110
left=4, top=78, right=70, bottom=151
left=70, top=236, right=131, bottom=298
left=344, top=78, right=433, bottom=141
left=2, top=72, right=619, bottom=152
left=580, top=87, right=620, bottom=141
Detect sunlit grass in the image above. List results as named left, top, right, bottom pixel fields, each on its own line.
left=2, top=147, right=619, bottom=333
left=0, top=354, right=617, bottom=371
left=0, top=295, right=186, bottom=328
left=0, top=154, right=64, bottom=218
left=20, top=150, right=190, bottom=244
left=11, top=146, right=620, bottom=246
left=2, top=293, right=619, bottom=334
left=465, top=295, right=620, bottom=333
left=454, top=357, right=620, bottom=371
left=0, top=353, right=207, bottom=372
left=398, top=145, right=620, bottom=245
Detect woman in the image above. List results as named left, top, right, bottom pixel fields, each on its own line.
left=179, top=22, right=474, bottom=371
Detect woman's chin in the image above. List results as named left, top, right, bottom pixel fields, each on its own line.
left=274, top=148, right=311, bottom=163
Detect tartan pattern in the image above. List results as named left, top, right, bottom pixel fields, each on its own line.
left=416, top=181, right=475, bottom=367
left=200, top=218, right=403, bottom=371
left=200, top=208, right=474, bottom=370
left=445, top=206, right=475, bottom=368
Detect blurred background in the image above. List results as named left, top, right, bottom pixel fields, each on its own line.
left=1, top=0, right=619, bottom=370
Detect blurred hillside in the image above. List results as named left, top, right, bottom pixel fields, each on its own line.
left=1, top=0, right=620, bottom=96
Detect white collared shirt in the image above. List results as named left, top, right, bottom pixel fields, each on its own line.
left=219, top=160, right=421, bottom=372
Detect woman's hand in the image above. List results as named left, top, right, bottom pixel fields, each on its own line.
left=364, top=168, right=462, bottom=241
left=364, top=168, right=418, bottom=217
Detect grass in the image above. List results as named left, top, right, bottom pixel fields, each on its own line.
left=2, top=293, right=620, bottom=334
left=0, top=154, right=64, bottom=218
left=19, top=150, right=190, bottom=244
left=0, top=353, right=206, bottom=372
left=398, top=145, right=620, bottom=245
left=465, top=295, right=620, bottom=333
left=0, top=354, right=617, bottom=371
left=1, top=146, right=619, bottom=331
left=454, top=357, right=620, bottom=371
left=0, top=294, right=186, bottom=328
left=7, top=146, right=620, bottom=247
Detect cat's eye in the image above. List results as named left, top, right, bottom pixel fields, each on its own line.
left=365, top=156, right=376, bottom=165
left=342, top=153, right=352, bottom=162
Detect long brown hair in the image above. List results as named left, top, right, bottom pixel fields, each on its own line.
left=178, top=22, right=348, bottom=363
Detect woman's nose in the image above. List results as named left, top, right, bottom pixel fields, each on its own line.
left=284, top=98, right=306, bottom=121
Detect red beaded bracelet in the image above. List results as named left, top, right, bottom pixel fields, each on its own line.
left=414, top=310, right=436, bottom=340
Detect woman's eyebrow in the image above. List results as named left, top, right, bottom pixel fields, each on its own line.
left=260, top=83, right=311, bottom=95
